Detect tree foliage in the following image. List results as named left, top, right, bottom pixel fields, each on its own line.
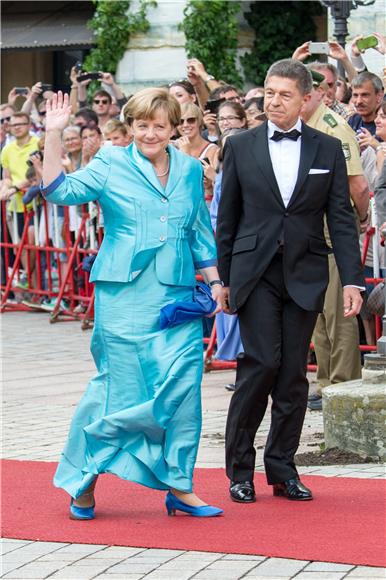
left=84, top=0, right=156, bottom=75
left=180, top=0, right=243, bottom=87
left=241, top=1, right=325, bottom=86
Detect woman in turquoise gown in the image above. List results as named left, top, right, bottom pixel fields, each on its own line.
left=41, top=89, right=224, bottom=519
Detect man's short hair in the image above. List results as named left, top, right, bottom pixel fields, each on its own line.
left=74, top=108, right=99, bottom=126
left=11, top=111, right=30, bottom=123
left=0, top=103, right=16, bottom=113
left=210, top=84, right=239, bottom=100
left=265, top=59, right=313, bottom=95
left=351, top=71, right=384, bottom=93
left=309, top=62, right=338, bottom=82
left=92, top=90, right=112, bottom=104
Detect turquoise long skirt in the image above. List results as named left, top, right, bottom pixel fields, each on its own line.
left=53, top=261, right=204, bottom=498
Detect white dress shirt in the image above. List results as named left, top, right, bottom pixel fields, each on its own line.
left=267, top=119, right=302, bottom=207
left=267, top=119, right=363, bottom=292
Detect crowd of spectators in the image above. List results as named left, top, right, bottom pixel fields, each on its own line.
left=1, top=33, right=386, bottom=403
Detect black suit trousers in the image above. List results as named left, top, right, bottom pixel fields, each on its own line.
left=225, top=252, right=318, bottom=485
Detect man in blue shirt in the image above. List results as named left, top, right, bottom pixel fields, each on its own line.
left=348, top=72, right=384, bottom=136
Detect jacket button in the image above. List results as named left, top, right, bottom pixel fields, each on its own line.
left=161, top=197, right=168, bottom=203
left=160, top=215, right=167, bottom=222
left=159, top=235, right=166, bottom=242
left=284, top=212, right=289, bottom=217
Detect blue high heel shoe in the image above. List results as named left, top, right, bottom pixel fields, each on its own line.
left=165, top=492, right=223, bottom=517
left=69, top=497, right=95, bottom=520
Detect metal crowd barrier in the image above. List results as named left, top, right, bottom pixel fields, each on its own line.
left=0, top=197, right=101, bottom=329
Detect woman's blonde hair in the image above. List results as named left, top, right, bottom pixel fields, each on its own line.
left=180, top=102, right=203, bottom=128
left=123, top=87, right=181, bottom=127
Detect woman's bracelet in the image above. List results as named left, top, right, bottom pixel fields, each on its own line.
left=70, top=85, right=78, bottom=90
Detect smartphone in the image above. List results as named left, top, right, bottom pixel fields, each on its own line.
left=15, top=87, right=28, bottom=95
left=309, top=42, right=329, bottom=55
left=356, top=35, right=378, bottom=51
left=200, top=157, right=210, bottom=165
left=40, top=83, right=53, bottom=92
left=206, top=98, right=225, bottom=115
left=76, top=72, right=102, bottom=82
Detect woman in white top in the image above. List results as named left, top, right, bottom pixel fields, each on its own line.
left=175, top=103, right=219, bottom=204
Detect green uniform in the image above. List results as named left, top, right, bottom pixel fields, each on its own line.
left=307, top=103, right=362, bottom=392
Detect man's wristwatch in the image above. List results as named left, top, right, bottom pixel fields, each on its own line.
left=204, top=75, right=215, bottom=85
left=209, top=279, right=224, bottom=287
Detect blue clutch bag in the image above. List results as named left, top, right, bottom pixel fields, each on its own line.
left=160, top=282, right=217, bottom=329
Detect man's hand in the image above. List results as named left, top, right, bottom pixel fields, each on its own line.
left=203, top=111, right=217, bottom=129
left=356, top=127, right=379, bottom=151
left=100, top=72, right=114, bottom=86
left=373, top=32, right=386, bottom=55
left=328, top=40, right=348, bottom=61
left=292, top=41, right=311, bottom=62
left=27, top=82, right=43, bottom=102
left=7, top=87, right=27, bottom=106
left=187, top=58, right=207, bottom=86
left=351, top=35, right=365, bottom=56
left=343, top=287, right=363, bottom=317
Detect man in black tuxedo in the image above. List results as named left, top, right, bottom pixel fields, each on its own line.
left=216, top=59, right=364, bottom=502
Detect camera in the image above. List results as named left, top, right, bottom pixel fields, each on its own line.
left=205, top=98, right=225, bottom=115
left=356, top=36, right=378, bottom=51
left=40, top=83, right=53, bottom=92
left=26, top=150, right=43, bottom=167
left=76, top=72, right=103, bottom=83
left=309, top=42, right=329, bottom=55
left=74, top=61, right=83, bottom=74
left=15, top=87, right=28, bottom=96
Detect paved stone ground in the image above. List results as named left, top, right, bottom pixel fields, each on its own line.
left=2, top=312, right=385, bottom=580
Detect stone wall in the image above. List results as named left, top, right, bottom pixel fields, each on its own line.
left=323, top=380, right=386, bottom=460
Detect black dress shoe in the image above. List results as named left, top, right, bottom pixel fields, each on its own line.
left=273, top=478, right=313, bottom=501
left=225, top=383, right=236, bottom=392
left=229, top=481, right=256, bottom=503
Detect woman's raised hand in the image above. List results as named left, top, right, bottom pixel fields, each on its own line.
left=46, top=91, right=72, bottom=132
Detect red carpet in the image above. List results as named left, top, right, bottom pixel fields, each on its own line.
left=2, top=460, right=385, bottom=567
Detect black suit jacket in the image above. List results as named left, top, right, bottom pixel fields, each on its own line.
left=216, top=121, right=365, bottom=313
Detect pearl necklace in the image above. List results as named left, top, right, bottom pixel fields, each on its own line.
left=155, top=153, right=170, bottom=177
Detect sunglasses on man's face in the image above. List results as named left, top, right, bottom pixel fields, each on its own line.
left=179, top=117, right=197, bottom=125
left=39, top=111, right=46, bottom=116
left=93, top=99, right=109, bottom=105
left=10, top=123, right=29, bottom=128
left=0, top=116, right=11, bottom=124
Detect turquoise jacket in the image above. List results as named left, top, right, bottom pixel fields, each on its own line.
left=41, top=143, right=217, bottom=286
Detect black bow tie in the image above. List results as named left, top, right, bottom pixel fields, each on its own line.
left=270, top=129, right=301, bottom=142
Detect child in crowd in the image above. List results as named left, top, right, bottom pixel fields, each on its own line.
left=103, top=119, right=132, bottom=146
